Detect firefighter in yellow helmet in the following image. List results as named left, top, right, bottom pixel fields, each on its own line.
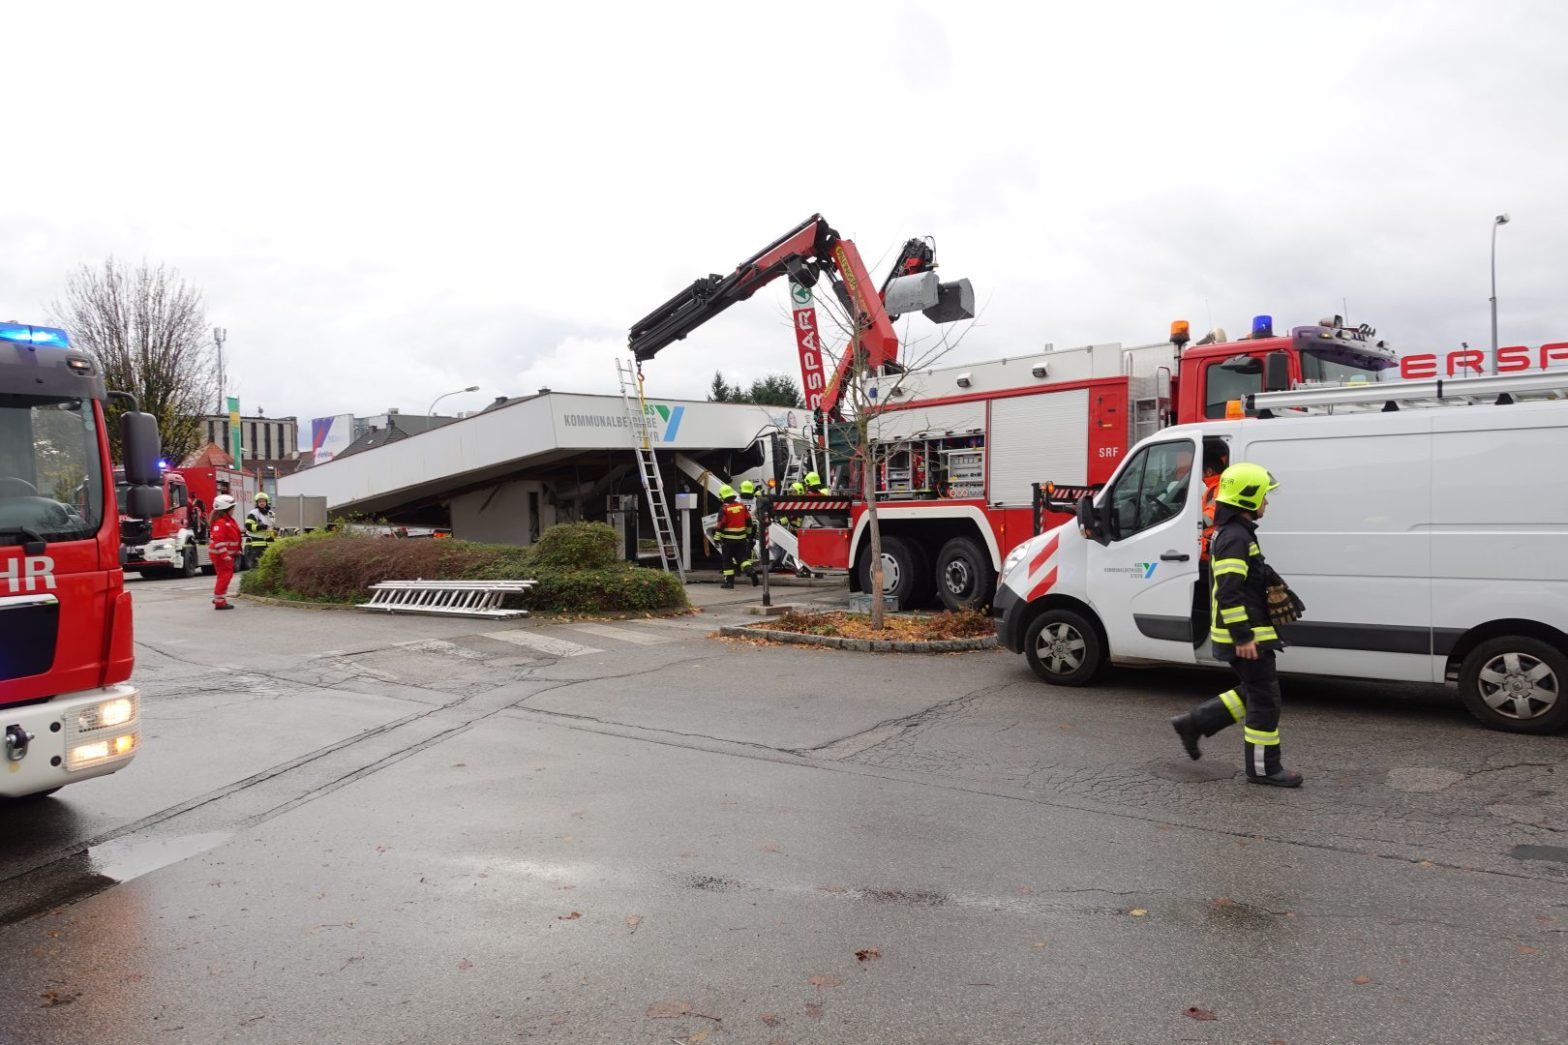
left=1170, top=463, right=1305, bottom=788
left=714, top=485, right=753, bottom=589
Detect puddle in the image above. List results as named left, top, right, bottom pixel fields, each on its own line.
left=1510, top=844, right=1568, bottom=864
left=89, top=830, right=233, bottom=882
left=0, top=831, right=232, bottom=925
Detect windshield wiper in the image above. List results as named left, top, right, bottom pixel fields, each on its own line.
left=0, top=526, right=51, bottom=553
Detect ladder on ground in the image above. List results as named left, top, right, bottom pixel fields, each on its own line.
left=615, top=356, right=686, bottom=582
left=1250, top=370, right=1568, bottom=415
left=357, top=580, right=536, bottom=619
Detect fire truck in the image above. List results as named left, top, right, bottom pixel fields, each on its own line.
left=119, top=463, right=257, bottom=577
left=628, top=214, right=1398, bottom=608
left=1, top=321, right=162, bottom=798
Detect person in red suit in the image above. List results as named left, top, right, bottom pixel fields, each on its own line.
left=208, top=494, right=243, bottom=610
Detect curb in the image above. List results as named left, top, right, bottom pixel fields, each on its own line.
left=236, top=592, right=695, bottom=621
left=718, top=623, right=996, bottom=653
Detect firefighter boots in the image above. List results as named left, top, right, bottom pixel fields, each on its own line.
left=1247, top=768, right=1304, bottom=788
left=1169, top=714, right=1202, bottom=760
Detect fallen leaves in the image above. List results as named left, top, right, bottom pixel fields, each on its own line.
left=759, top=1014, right=784, bottom=1027
left=456, top=959, right=473, bottom=971
left=1352, top=976, right=1373, bottom=985
left=557, top=911, right=581, bottom=921
left=804, top=1002, right=824, bottom=1020
left=807, top=974, right=842, bottom=987
left=626, top=915, right=643, bottom=933
left=1184, top=1006, right=1217, bottom=1021
left=1517, top=945, right=1539, bottom=956
left=1129, top=908, right=1149, bottom=918
left=855, top=947, right=882, bottom=963
left=647, top=1001, right=692, bottom=1019
left=39, top=990, right=80, bottom=1008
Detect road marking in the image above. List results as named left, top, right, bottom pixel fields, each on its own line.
left=566, top=622, right=676, bottom=646
left=480, top=630, right=602, bottom=658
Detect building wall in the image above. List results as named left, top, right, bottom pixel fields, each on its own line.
left=202, top=415, right=300, bottom=462
left=449, top=479, right=558, bottom=546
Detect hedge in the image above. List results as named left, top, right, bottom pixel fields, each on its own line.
left=241, top=522, right=686, bottom=613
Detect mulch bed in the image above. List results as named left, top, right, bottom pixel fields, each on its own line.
left=767, top=610, right=993, bottom=641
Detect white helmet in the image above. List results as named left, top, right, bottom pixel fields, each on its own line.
left=212, top=494, right=236, bottom=512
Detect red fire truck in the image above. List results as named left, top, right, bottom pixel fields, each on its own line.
left=1, top=321, right=162, bottom=798
left=628, top=215, right=1402, bottom=609
left=119, top=464, right=257, bottom=577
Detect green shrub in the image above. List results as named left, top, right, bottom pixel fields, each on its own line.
left=528, top=522, right=619, bottom=570
left=239, top=526, right=686, bottom=613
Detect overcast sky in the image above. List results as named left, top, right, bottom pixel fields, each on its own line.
left=5, top=2, right=1564, bottom=447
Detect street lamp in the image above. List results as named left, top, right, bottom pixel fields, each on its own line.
left=427, top=385, right=480, bottom=417
left=1491, top=213, right=1510, bottom=372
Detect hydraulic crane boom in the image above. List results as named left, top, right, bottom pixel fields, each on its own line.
left=627, top=214, right=932, bottom=417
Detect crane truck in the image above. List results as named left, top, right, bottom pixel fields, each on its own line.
left=2, top=321, right=162, bottom=798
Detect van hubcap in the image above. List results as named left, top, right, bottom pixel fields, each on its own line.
left=1036, top=623, right=1086, bottom=674
left=1478, top=652, right=1559, bottom=720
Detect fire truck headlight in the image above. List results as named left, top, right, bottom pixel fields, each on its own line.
left=67, top=734, right=136, bottom=770
left=78, top=696, right=138, bottom=731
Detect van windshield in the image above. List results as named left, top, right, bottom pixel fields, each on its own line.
left=0, top=394, right=105, bottom=544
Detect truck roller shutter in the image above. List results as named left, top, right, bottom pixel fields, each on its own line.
left=988, top=390, right=1089, bottom=506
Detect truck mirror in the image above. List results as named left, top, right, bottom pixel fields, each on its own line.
left=1265, top=351, right=1291, bottom=392
left=120, top=412, right=162, bottom=485
left=125, top=484, right=165, bottom=520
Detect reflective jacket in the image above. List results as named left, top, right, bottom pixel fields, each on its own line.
left=1208, top=505, right=1281, bottom=652
left=717, top=500, right=751, bottom=539
left=1199, top=474, right=1221, bottom=560
left=246, top=507, right=275, bottom=536
left=209, top=514, right=243, bottom=560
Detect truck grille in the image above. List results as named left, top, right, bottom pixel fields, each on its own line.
left=0, top=594, right=59, bottom=682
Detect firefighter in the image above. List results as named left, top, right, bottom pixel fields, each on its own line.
left=208, top=495, right=243, bottom=610
left=244, top=491, right=278, bottom=569
left=1169, top=462, right=1303, bottom=787
left=714, top=485, right=752, bottom=589
left=737, top=480, right=762, bottom=584
left=803, top=471, right=830, bottom=495
left=1199, top=440, right=1230, bottom=558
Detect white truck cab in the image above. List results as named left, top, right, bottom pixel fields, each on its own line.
left=993, top=374, right=1568, bottom=734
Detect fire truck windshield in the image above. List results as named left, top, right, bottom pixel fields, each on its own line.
left=1300, top=347, right=1392, bottom=385
left=0, top=394, right=105, bottom=544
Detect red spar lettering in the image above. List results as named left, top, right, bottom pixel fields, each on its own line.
left=1446, top=349, right=1484, bottom=376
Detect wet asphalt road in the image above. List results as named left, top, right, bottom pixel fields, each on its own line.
left=1, top=574, right=1564, bottom=1044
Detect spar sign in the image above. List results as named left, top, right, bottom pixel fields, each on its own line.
left=790, top=280, right=828, bottom=411
left=1399, top=341, right=1568, bottom=379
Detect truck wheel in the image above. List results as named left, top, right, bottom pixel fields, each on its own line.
left=935, top=536, right=995, bottom=612
left=178, top=545, right=198, bottom=578
left=1024, top=608, right=1105, bottom=686
left=1458, top=636, right=1568, bottom=734
left=856, top=535, right=929, bottom=609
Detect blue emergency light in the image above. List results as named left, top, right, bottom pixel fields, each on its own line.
left=0, top=322, right=71, bottom=348
left=1251, top=315, right=1274, bottom=338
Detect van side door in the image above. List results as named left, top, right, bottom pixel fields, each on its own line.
left=1087, top=436, right=1204, bottom=664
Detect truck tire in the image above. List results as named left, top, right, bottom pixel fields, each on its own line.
left=178, top=544, right=198, bottom=578
left=935, top=536, right=995, bottom=612
left=1024, top=608, right=1105, bottom=686
left=856, top=535, right=930, bottom=609
left=1457, top=636, right=1568, bottom=734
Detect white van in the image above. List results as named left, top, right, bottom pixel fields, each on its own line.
left=992, top=374, right=1568, bottom=734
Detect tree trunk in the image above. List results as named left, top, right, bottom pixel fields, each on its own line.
left=861, top=426, right=885, bottom=630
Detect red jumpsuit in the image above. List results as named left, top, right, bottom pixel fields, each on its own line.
left=209, top=513, right=242, bottom=607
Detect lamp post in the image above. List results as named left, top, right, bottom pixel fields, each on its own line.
left=1490, top=213, right=1510, bottom=373
left=427, top=385, right=480, bottom=417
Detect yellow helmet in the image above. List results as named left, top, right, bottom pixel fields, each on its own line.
left=718, top=484, right=736, bottom=499
left=804, top=472, right=822, bottom=487
left=1214, top=462, right=1278, bottom=512
left=739, top=480, right=755, bottom=495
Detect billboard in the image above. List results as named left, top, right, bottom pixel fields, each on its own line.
left=311, top=414, right=355, bottom=464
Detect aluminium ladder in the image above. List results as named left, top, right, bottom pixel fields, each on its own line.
left=1250, top=370, right=1568, bottom=415
left=615, top=357, right=686, bottom=582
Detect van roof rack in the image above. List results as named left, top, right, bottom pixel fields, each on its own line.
left=1249, top=371, right=1568, bottom=415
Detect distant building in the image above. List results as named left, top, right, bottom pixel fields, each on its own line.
left=200, top=412, right=299, bottom=464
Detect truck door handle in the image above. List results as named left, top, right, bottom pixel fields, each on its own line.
left=1160, top=551, right=1190, bottom=562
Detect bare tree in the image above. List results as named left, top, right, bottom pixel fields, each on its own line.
left=810, top=284, right=979, bottom=630
left=52, top=258, right=219, bottom=466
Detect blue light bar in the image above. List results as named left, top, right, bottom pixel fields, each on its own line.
left=0, top=322, right=71, bottom=348
left=1251, top=315, right=1274, bottom=338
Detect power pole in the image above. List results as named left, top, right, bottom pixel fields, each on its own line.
left=213, top=326, right=228, bottom=413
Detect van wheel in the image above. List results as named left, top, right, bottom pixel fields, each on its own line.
left=935, top=536, right=995, bottom=612
left=856, top=536, right=930, bottom=609
left=1458, top=637, right=1568, bottom=734
left=1024, top=608, right=1104, bottom=686
left=178, top=545, right=198, bottom=578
